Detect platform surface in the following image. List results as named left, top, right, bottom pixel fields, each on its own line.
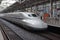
left=0, top=30, right=4, bottom=40
left=44, top=18, right=60, bottom=27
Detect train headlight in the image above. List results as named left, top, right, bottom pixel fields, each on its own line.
left=22, top=19, right=35, bottom=24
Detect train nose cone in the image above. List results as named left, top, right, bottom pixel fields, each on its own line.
left=31, top=19, right=48, bottom=29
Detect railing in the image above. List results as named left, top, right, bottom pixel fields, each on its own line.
left=43, top=17, right=60, bottom=26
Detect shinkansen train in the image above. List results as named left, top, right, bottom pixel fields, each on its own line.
left=1, top=12, right=48, bottom=30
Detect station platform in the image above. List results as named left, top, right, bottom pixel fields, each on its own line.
left=44, top=17, right=60, bottom=34
left=44, top=17, right=60, bottom=27
left=0, top=30, right=4, bottom=40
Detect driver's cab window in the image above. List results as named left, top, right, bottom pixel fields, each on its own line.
left=32, top=14, right=37, bottom=17
left=28, top=14, right=37, bottom=17
left=28, top=14, right=32, bottom=17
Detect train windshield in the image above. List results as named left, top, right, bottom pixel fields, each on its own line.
left=28, top=14, right=37, bottom=17
left=32, top=14, right=37, bottom=17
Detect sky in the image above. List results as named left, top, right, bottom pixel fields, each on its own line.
left=0, top=0, right=17, bottom=11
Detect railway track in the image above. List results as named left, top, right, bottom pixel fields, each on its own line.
left=35, top=32, right=60, bottom=40
left=0, top=25, right=8, bottom=40
left=0, top=19, right=23, bottom=40
left=0, top=17, right=60, bottom=40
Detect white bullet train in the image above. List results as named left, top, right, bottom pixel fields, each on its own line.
left=1, top=12, right=48, bottom=30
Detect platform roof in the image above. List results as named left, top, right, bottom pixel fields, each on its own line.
left=0, top=0, right=59, bottom=13
left=0, top=0, right=2, bottom=3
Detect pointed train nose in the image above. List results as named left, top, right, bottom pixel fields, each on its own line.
left=30, top=19, right=48, bottom=29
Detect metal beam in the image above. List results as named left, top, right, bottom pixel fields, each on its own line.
left=0, top=0, right=2, bottom=4
left=0, top=0, right=59, bottom=13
